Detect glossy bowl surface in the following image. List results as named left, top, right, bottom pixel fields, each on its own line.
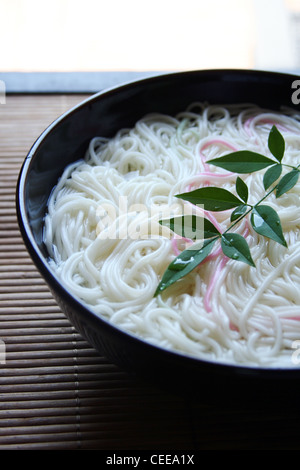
left=16, top=69, right=300, bottom=398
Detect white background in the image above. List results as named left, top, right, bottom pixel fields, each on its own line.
left=1, top=0, right=299, bottom=73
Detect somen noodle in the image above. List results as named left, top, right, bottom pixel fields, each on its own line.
left=43, top=103, right=300, bottom=368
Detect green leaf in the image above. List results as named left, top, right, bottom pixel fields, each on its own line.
left=176, top=187, right=242, bottom=211
left=207, top=151, right=276, bottom=174
left=230, top=204, right=249, bottom=222
left=268, top=125, right=285, bottom=162
left=221, top=233, right=255, bottom=267
left=159, top=215, right=220, bottom=240
left=154, top=237, right=218, bottom=296
left=276, top=169, right=299, bottom=198
left=263, top=164, right=282, bottom=190
left=236, top=177, right=248, bottom=203
left=250, top=205, right=287, bottom=247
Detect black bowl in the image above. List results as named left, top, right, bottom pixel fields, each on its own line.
left=16, top=69, right=300, bottom=400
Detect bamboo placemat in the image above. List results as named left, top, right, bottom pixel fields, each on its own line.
left=1, top=94, right=300, bottom=451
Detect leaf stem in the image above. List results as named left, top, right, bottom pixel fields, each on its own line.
left=283, top=163, right=299, bottom=170
left=255, top=185, right=277, bottom=204
left=223, top=184, right=277, bottom=235
left=223, top=206, right=253, bottom=234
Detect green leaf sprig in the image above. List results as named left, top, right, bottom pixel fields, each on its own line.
left=155, top=125, right=300, bottom=296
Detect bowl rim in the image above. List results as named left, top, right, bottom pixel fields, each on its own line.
left=15, top=68, right=300, bottom=378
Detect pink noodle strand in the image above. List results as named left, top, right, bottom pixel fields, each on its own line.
left=200, top=139, right=238, bottom=172
left=186, top=139, right=238, bottom=191
left=244, top=117, right=253, bottom=137
left=203, top=256, right=228, bottom=312
left=244, top=117, right=290, bottom=137
left=203, top=223, right=249, bottom=313
left=171, top=235, right=192, bottom=256
left=171, top=237, right=181, bottom=256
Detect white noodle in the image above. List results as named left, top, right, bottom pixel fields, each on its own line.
left=44, top=104, right=300, bottom=368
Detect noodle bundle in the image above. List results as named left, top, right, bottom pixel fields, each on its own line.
left=43, top=103, right=300, bottom=368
